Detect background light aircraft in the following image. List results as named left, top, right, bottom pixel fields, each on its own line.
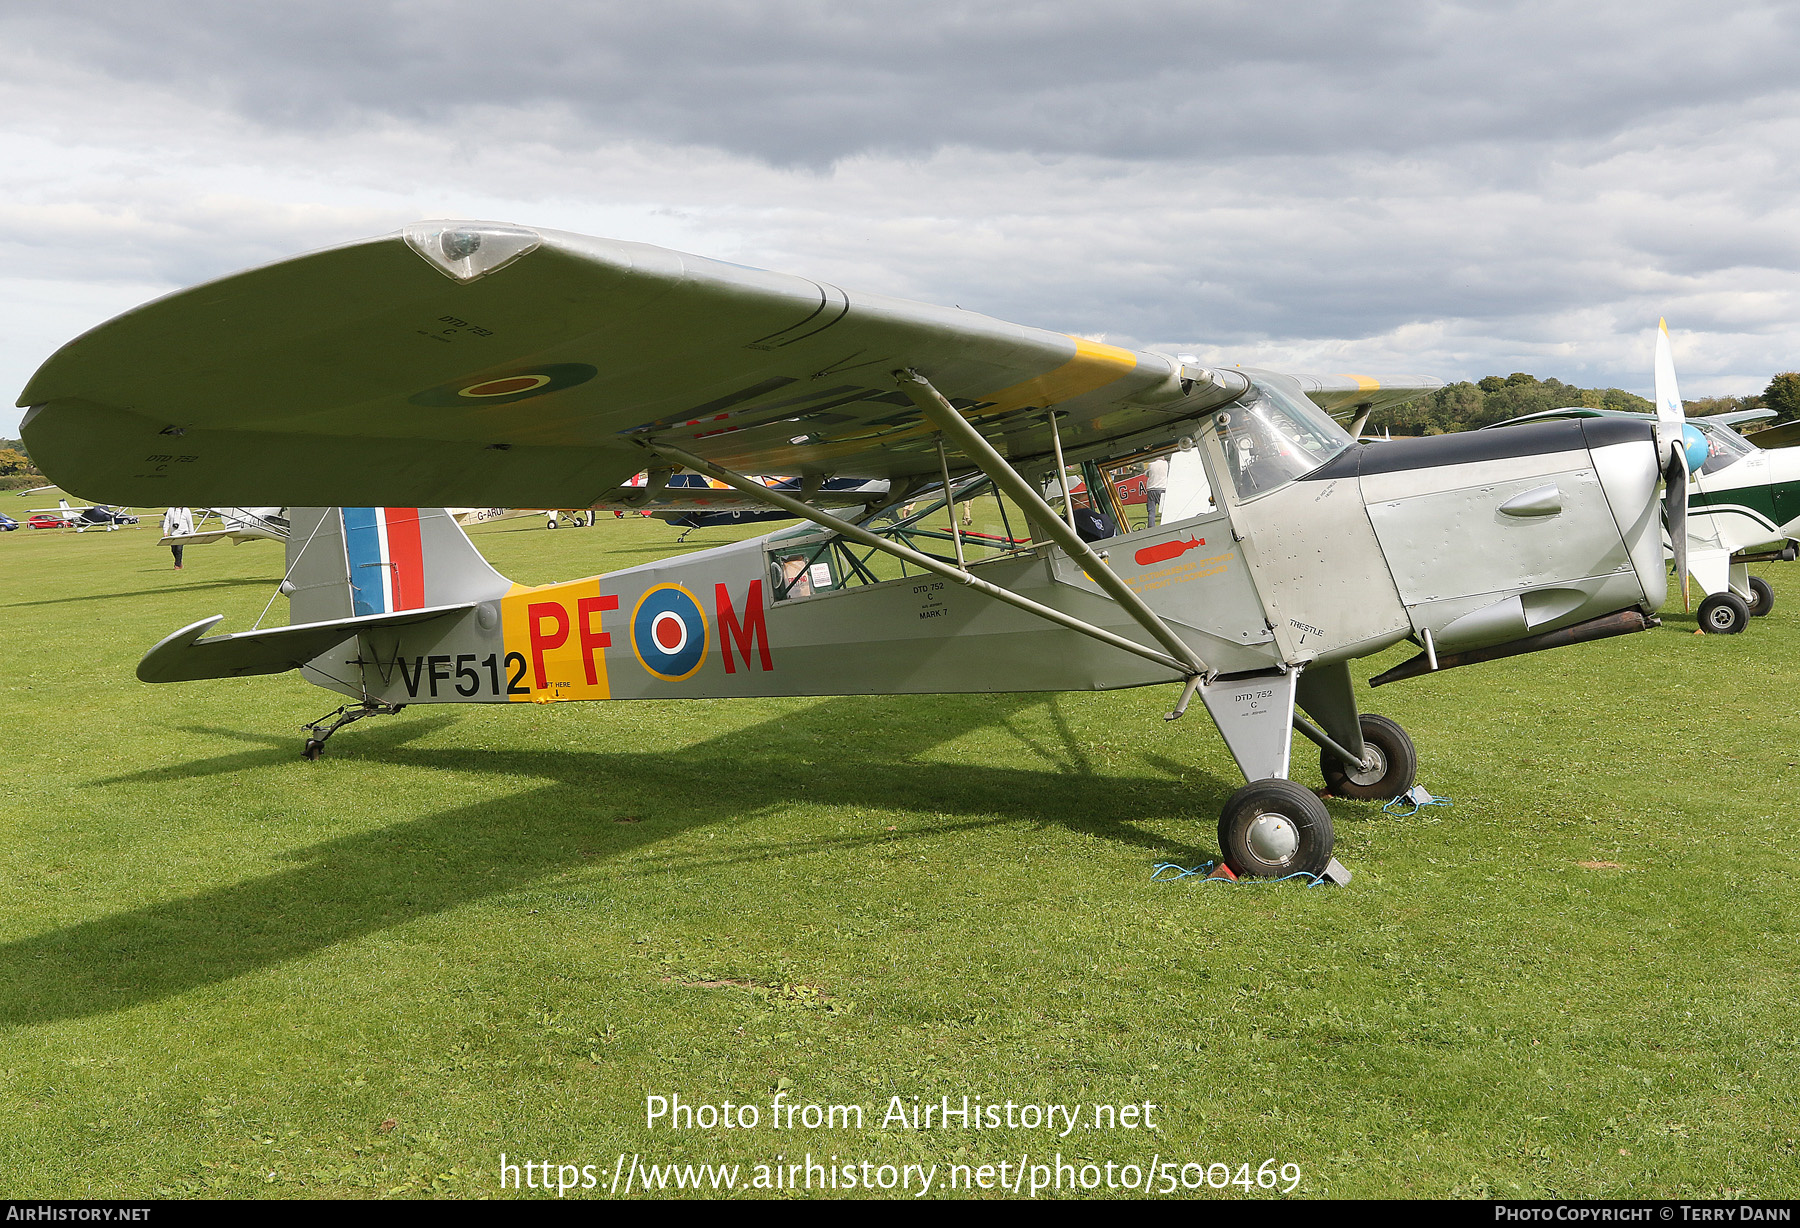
left=27, top=498, right=138, bottom=531
left=166, top=506, right=540, bottom=547
left=1490, top=323, right=1800, bottom=634
left=17, top=220, right=1689, bottom=878
left=164, top=506, right=289, bottom=548
left=588, top=471, right=890, bottom=539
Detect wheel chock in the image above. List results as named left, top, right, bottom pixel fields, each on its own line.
left=1320, top=858, right=1353, bottom=886
left=1206, top=862, right=1238, bottom=882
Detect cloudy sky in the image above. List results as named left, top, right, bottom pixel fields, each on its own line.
left=5, top=0, right=1799, bottom=436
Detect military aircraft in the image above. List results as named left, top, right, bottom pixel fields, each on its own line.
left=15, top=220, right=1692, bottom=878
left=1490, top=322, right=1800, bottom=634
left=594, top=471, right=891, bottom=539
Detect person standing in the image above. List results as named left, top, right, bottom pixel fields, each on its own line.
left=162, top=505, right=194, bottom=569
left=1144, top=457, right=1169, bottom=528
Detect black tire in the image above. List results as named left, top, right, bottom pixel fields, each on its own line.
left=1698, top=591, right=1750, bottom=634
left=302, top=739, right=324, bottom=760
left=1747, top=575, right=1775, bottom=617
left=1320, top=713, right=1418, bottom=800
left=1217, top=779, right=1334, bottom=879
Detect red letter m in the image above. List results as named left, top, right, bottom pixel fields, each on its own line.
left=715, top=580, right=772, bottom=673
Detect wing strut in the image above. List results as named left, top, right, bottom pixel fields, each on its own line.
left=935, top=439, right=967, bottom=568
left=895, top=370, right=1210, bottom=678
left=644, top=442, right=1196, bottom=678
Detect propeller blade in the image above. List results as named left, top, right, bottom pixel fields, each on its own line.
left=1655, top=319, right=1692, bottom=610
left=1664, top=448, right=1690, bottom=611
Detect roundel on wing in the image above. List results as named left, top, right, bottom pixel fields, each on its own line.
left=408, top=363, right=597, bottom=408
left=631, top=584, right=709, bottom=681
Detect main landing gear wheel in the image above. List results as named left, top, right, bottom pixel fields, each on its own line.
left=1698, top=591, right=1750, bottom=634
left=1320, top=714, right=1417, bottom=801
left=1746, top=575, right=1775, bottom=617
left=1218, top=779, right=1334, bottom=879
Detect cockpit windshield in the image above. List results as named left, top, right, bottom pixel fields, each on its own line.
left=1214, top=378, right=1354, bottom=499
left=1694, top=419, right=1754, bottom=476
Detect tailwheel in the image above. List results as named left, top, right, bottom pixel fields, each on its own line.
left=300, top=700, right=404, bottom=759
left=1320, top=714, right=1417, bottom=800
left=1218, top=779, right=1334, bottom=879
left=1747, top=575, right=1774, bottom=617
left=1698, top=591, right=1750, bottom=634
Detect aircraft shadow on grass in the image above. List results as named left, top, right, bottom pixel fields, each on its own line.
left=5, top=577, right=275, bottom=608
left=2, top=694, right=1235, bottom=1028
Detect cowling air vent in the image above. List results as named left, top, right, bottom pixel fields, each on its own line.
left=403, top=221, right=541, bottom=282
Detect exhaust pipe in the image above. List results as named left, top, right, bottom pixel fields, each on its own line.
left=1369, top=608, right=1658, bottom=688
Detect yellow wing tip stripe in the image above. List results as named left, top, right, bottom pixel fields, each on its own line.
left=1068, top=336, right=1141, bottom=369
left=1330, top=374, right=1384, bottom=392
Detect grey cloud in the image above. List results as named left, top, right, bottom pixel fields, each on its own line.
left=8, top=1, right=1799, bottom=167
left=5, top=0, right=1800, bottom=432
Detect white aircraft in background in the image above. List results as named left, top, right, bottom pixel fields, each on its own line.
left=163, top=506, right=289, bottom=547
left=28, top=497, right=138, bottom=530
left=164, top=506, right=544, bottom=547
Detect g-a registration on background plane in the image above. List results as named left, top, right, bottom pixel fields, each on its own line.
left=15, top=220, right=1703, bottom=880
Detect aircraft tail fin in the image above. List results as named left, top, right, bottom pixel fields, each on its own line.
left=285, top=508, right=514, bottom=627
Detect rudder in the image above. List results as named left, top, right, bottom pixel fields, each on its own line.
left=285, top=508, right=513, bottom=626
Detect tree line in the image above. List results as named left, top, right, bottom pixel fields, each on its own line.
left=1383, top=372, right=1800, bottom=436
left=0, top=438, right=41, bottom=491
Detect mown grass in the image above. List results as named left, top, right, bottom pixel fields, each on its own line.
left=1, top=506, right=1798, bottom=1199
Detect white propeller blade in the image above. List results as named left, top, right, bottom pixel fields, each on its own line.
left=1655, top=319, right=1692, bottom=611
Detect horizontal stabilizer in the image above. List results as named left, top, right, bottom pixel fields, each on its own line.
left=138, top=604, right=476, bottom=683
left=1749, top=419, right=1800, bottom=450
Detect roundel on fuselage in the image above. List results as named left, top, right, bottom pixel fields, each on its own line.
left=631, top=584, right=709, bottom=681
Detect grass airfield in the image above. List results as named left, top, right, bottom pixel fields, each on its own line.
left=2, top=506, right=1798, bottom=1200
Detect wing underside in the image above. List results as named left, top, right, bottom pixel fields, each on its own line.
left=20, top=221, right=1441, bottom=507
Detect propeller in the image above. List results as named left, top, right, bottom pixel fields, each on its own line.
left=1653, top=319, right=1705, bottom=611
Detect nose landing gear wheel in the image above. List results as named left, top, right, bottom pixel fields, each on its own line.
left=1698, top=590, right=1750, bottom=634
left=1218, top=779, right=1334, bottom=879
left=1321, top=714, right=1417, bottom=800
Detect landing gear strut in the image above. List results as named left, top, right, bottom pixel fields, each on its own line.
left=301, top=701, right=405, bottom=759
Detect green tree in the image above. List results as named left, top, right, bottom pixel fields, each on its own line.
left=1761, top=372, right=1800, bottom=424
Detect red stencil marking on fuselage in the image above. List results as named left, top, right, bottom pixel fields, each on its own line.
left=1134, top=537, right=1206, bottom=566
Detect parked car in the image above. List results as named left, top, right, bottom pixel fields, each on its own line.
left=0, top=513, right=16, bottom=531
left=27, top=513, right=71, bottom=529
